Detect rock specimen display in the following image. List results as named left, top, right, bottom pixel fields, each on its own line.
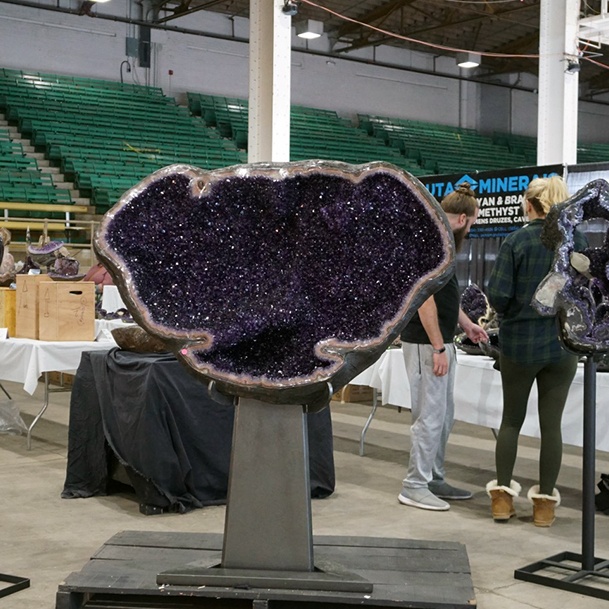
left=48, top=255, right=84, bottom=281
left=533, top=179, right=609, bottom=355
left=455, top=283, right=499, bottom=358
left=461, top=283, right=495, bottom=328
left=26, top=240, right=65, bottom=271
left=111, top=326, right=168, bottom=354
left=95, top=161, right=455, bottom=409
left=0, top=227, right=15, bottom=286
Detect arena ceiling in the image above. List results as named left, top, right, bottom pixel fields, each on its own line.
left=149, top=0, right=609, bottom=99
left=3, top=0, right=609, bottom=98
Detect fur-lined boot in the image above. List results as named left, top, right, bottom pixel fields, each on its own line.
left=486, top=480, right=521, bottom=522
left=528, top=486, right=560, bottom=527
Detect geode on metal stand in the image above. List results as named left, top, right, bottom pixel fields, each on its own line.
left=525, top=184, right=609, bottom=597
left=93, top=160, right=458, bottom=590
left=94, top=160, right=455, bottom=410
left=533, top=179, right=609, bottom=355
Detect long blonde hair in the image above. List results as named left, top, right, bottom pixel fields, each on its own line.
left=525, top=176, right=569, bottom=217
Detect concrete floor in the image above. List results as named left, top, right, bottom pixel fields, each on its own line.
left=2, top=378, right=609, bottom=608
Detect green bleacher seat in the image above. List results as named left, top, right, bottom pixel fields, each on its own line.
left=0, top=68, right=249, bottom=214
left=186, top=92, right=428, bottom=175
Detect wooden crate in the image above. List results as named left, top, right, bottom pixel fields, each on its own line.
left=14, top=274, right=52, bottom=339
left=0, top=287, right=16, bottom=337
left=38, top=281, right=95, bottom=341
left=45, top=371, right=75, bottom=387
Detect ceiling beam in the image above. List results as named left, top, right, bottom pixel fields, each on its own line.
left=152, top=0, right=228, bottom=24
left=472, top=32, right=539, bottom=77
left=334, top=0, right=415, bottom=39
left=404, top=4, right=539, bottom=40
left=333, top=1, right=539, bottom=55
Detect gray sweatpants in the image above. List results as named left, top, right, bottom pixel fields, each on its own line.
left=401, top=342, right=457, bottom=489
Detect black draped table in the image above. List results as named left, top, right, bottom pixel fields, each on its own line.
left=62, top=349, right=335, bottom=513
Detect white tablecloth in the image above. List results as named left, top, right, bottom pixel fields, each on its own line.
left=351, top=348, right=609, bottom=451
left=101, top=285, right=126, bottom=313
left=94, top=319, right=137, bottom=340
left=0, top=337, right=116, bottom=395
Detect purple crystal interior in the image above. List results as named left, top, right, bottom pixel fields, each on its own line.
left=533, top=179, right=609, bottom=353
left=95, top=161, right=454, bottom=407
left=456, top=283, right=499, bottom=358
left=460, top=283, right=492, bottom=326
left=52, top=257, right=80, bottom=277
left=27, top=240, right=64, bottom=255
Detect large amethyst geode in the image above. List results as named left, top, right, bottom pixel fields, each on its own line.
left=533, top=179, right=609, bottom=354
left=95, top=161, right=454, bottom=409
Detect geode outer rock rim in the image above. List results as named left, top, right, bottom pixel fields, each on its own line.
left=95, top=160, right=455, bottom=410
left=533, top=179, right=609, bottom=355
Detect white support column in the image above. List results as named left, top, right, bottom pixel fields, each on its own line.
left=537, top=0, right=581, bottom=166
left=248, top=0, right=292, bottom=163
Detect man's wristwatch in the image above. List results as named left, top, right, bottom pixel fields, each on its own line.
left=432, top=346, right=446, bottom=354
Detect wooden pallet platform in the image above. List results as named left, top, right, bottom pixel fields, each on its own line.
left=55, top=530, right=475, bottom=609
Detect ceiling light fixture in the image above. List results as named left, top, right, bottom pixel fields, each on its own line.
left=282, top=0, right=299, bottom=16
left=295, top=19, right=323, bottom=39
left=456, top=52, right=481, bottom=69
left=566, top=59, right=581, bottom=73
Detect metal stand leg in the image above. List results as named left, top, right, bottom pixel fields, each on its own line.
left=0, top=381, right=11, bottom=400
left=222, top=399, right=313, bottom=571
left=26, top=371, right=50, bottom=450
left=158, top=398, right=372, bottom=592
left=359, top=389, right=379, bottom=456
left=515, top=356, right=609, bottom=600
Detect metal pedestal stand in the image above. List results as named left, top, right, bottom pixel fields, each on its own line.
left=515, top=355, right=609, bottom=600
left=157, top=398, right=372, bottom=593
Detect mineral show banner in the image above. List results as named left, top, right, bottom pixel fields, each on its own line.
left=421, top=165, right=563, bottom=238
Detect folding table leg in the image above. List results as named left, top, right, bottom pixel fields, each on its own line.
left=26, top=371, right=50, bottom=450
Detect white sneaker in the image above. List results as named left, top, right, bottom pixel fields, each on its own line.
left=398, top=487, right=450, bottom=511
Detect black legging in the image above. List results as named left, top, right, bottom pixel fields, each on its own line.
left=495, top=353, right=579, bottom=494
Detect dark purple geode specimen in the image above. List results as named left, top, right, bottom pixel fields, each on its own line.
left=95, top=161, right=455, bottom=409
left=48, top=256, right=84, bottom=281
left=533, top=179, right=609, bottom=354
left=456, top=284, right=499, bottom=358
left=461, top=283, right=494, bottom=328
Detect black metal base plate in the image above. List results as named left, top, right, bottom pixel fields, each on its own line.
left=0, top=572, right=30, bottom=599
left=515, top=550, right=609, bottom=601
left=56, top=530, right=475, bottom=608
left=158, top=559, right=373, bottom=593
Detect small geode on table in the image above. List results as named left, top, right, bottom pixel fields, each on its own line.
left=95, top=161, right=455, bottom=409
left=533, top=179, right=609, bottom=355
left=461, top=283, right=495, bottom=328
left=455, top=283, right=499, bottom=358
left=27, top=240, right=65, bottom=271
left=48, top=255, right=85, bottom=281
